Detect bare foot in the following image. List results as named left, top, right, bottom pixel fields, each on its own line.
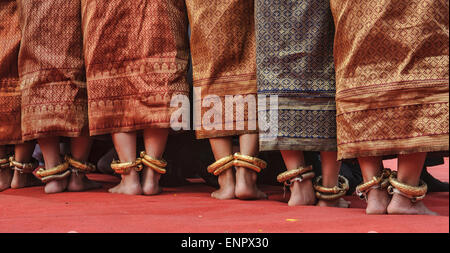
left=365, top=188, right=390, bottom=215
left=211, top=187, right=236, bottom=200
left=108, top=170, right=143, bottom=195
left=67, top=172, right=102, bottom=192
left=0, top=168, right=12, bottom=191
left=317, top=198, right=350, bottom=208
left=387, top=193, right=437, bottom=215
left=141, top=167, right=162, bottom=195
left=10, top=171, right=43, bottom=189
left=287, top=179, right=316, bottom=206
left=211, top=169, right=235, bottom=200
left=235, top=167, right=267, bottom=200
left=45, top=178, right=69, bottom=194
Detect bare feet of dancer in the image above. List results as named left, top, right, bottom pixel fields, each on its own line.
left=108, top=169, right=143, bottom=195
left=44, top=174, right=68, bottom=194
left=287, top=179, right=316, bottom=206
left=209, top=137, right=236, bottom=200
left=67, top=172, right=101, bottom=192
left=235, top=166, right=267, bottom=200
left=10, top=142, right=42, bottom=189
left=387, top=193, right=437, bottom=215
left=11, top=171, right=42, bottom=189
left=316, top=152, right=350, bottom=208
left=387, top=153, right=437, bottom=216
left=38, top=137, right=68, bottom=194
left=358, top=156, right=390, bottom=214
left=212, top=168, right=236, bottom=199
left=141, top=128, right=168, bottom=196
left=209, top=134, right=266, bottom=200
left=141, top=168, right=162, bottom=195
left=280, top=150, right=315, bottom=206
left=40, top=136, right=101, bottom=194
left=365, top=188, right=390, bottom=214
left=67, top=136, right=101, bottom=192
left=109, top=132, right=143, bottom=195
left=234, top=134, right=267, bottom=200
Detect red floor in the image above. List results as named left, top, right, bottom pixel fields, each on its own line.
left=0, top=158, right=448, bottom=233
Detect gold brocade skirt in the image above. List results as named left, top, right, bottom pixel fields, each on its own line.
left=81, top=0, right=190, bottom=136
left=186, top=0, right=258, bottom=139
left=18, top=0, right=88, bottom=141
left=0, top=0, right=21, bottom=145
left=330, top=0, right=449, bottom=160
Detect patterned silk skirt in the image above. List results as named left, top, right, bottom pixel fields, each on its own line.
left=0, top=0, right=21, bottom=145
left=330, top=0, right=449, bottom=160
left=256, top=0, right=337, bottom=151
left=186, top=0, right=258, bottom=139
left=82, top=0, right=190, bottom=136
left=18, top=0, right=88, bottom=141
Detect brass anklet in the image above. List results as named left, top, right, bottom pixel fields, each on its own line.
left=355, top=168, right=391, bottom=201
left=0, top=157, right=10, bottom=170
left=313, top=175, right=349, bottom=201
left=207, top=155, right=234, bottom=174
left=140, top=151, right=167, bottom=174
left=277, top=165, right=314, bottom=185
left=233, top=153, right=267, bottom=170
left=387, top=171, right=427, bottom=203
left=207, top=154, right=266, bottom=176
left=233, top=159, right=262, bottom=173
left=35, top=162, right=71, bottom=183
left=9, top=156, right=39, bottom=174
left=65, top=155, right=96, bottom=174
left=111, top=158, right=143, bottom=175
left=212, top=160, right=235, bottom=176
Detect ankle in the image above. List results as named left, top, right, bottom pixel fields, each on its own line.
left=121, top=170, right=140, bottom=183
left=291, top=179, right=313, bottom=191
left=235, top=166, right=257, bottom=181
left=217, top=168, right=235, bottom=183
left=69, top=171, right=86, bottom=180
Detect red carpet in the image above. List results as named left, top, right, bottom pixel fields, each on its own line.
left=0, top=158, right=448, bottom=233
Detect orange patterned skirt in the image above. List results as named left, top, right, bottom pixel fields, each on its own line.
left=81, top=0, right=190, bottom=136
left=330, top=0, right=449, bottom=160
left=186, top=0, right=258, bottom=139
left=0, top=0, right=22, bottom=145
left=18, top=0, right=88, bottom=141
